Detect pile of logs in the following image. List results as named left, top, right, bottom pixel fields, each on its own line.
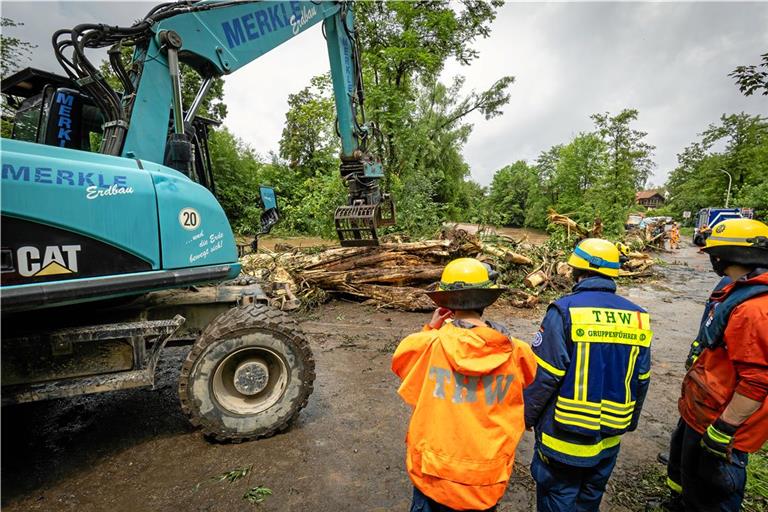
left=240, top=222, right=658, bottom=312
left=241, top=231, right=538, bottom=311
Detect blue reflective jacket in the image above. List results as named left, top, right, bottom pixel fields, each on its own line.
left=523, top=276, right=652, bottom=467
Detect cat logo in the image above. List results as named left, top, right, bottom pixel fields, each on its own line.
left=17, top=245, right=81, bottom=277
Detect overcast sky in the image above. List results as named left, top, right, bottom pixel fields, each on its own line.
left=3, top=1, right=767, bottom=187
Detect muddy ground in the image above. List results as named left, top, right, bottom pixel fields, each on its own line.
left=1, top=243, right=720, bottom=511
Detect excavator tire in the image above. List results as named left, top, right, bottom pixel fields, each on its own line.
left=179, top=304, right=315, bottom=442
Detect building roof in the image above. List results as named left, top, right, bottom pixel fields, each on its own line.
left=636, top=190, right=664, bottom=200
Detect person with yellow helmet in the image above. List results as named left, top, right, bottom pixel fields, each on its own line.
left=391, top=258, right=536, bottom=512
left=664, top=218, right=768, bottom=512
left=523, top=238, right=653, bottom=511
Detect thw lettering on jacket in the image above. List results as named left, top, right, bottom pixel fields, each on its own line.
left=428, top=366, right=515, bottom=404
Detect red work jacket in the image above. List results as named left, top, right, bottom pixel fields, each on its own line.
left=679, top=273, right=768, bottom=453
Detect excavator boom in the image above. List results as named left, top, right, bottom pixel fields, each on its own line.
left=58, top=0, right=393, bottom=246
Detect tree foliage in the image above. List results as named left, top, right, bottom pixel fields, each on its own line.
left=486, top=109, right=655, bottom=236
left=730, top=52, right=768, bottom=97
left=665, top=113, right=768, bottom=220
left=350, top=0, right=512, bottom=235
left=0, top=18, right=36, bottom=79
left=1, top=18, right=37, bottom=137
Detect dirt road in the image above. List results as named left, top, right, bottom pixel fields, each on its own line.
left=1, top=244, right=721, bottom=511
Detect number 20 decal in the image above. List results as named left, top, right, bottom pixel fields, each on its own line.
left=179, top=208, right=201, bottom=230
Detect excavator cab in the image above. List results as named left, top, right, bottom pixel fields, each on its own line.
left=3, top=68, right=105, bottom=151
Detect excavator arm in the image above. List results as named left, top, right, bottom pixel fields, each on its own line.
left=53, top=0, right=393, bottom=246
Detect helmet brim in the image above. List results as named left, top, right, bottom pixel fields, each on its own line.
left=426, top=288, right=505, bottom=310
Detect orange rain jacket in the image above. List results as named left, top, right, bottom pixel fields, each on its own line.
left=392, top=321, right=536, bottom=510
left=680, top=272, right=768, bottom=453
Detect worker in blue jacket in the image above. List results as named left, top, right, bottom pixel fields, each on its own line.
left=524, top=238, right=653, bottom=511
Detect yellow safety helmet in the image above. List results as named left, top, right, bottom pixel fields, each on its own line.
left=568, top=238, right=621, bottom=278
left=703, top=218, right=768, bottom=267
left=426, top=258, right=504, bottom=310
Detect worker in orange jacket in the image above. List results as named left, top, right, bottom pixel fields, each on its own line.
left=392, top=258, right=537, bottom=512
left=664, top=218, right=768, bottom=512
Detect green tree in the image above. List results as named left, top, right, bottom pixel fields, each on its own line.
left=208, top=127, right=265, bottom=234
left=351, top=0, right=512, bottom=234
left=591, top=109, right=655, bottom=233
left=0, top=18, right=36, bottom=78
left=524, top=145, right=563, bottom=228
left=666, top=113, right=768, bottom=219
left=279, top=74, right=338, bottom=176
left=1, top=18, right=37, bottom=137
left=730, top=52, right=768, bottom=97
left=487, top=160, right=535, bottom=226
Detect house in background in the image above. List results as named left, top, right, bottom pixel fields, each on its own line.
left=636, top=190, right=665, bottom=209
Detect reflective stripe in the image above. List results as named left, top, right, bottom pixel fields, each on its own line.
left=582, top=343, right=590, bottom=401
left=555, top=412, right=600, bottom=430
left=541, top=432, right=621, bottom=458
left=599, top=415, right=632, bottom=429
left=638, top=370, right=651, bottom=380
left=666, top=477, right=682, bottom=494
left=556, top=401, right=601, bottom=414
left=707, top=235, right=751, bottom=244
left=706, top=424, right=733, bottom=444
left=601, top=399, right=635, bottom=413
left=574, top=342, right=590, bottom=401
left=574, top=342, right=583, bottom=400
left=534, top=354, right=566, bottom=377
left=555, top=397, right=633, bottom=430
left=625, top=346, right=640, bottom=403
left=557, top=396, right=635, bottom=414
left=570, top=307, right=653, bottom=347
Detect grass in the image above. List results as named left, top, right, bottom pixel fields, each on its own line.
left=744, top=447, right=768, bottom=511
left=195, top=465, right=273, bottom=507
left=611, top=447, right=768, bottom=512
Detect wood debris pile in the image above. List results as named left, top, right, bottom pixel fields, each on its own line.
left=241, top=228, right=537, bottom=312
left=240, top=219, right=657, bottom=312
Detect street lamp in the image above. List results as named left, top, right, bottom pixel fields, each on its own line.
left=719, top=169, right=732, bottom=208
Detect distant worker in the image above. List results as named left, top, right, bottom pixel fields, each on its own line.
left=700, top=223, right=712, bottom=242
left=669, top=222, right=680, bottom=250
left=664, top=219, right=768, bottom=512
left=392, top=258, right=536, bottom=512
left=524, top=238, right=653, bottom=511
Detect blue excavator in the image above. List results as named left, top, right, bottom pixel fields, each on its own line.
left=1, top=1, right=394, bottom=441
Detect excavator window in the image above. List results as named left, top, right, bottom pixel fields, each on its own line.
left=7, top=85, right=104, bottom=152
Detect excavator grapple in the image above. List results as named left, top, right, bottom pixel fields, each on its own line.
left=335, top=198, right=396, bottom=247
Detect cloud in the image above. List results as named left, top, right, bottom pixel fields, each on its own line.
left=441, top=2, right=768, bottom=186
left=4, top=1, right=767, bottom=188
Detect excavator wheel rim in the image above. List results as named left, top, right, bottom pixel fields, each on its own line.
left=211, top=345, right=288, bottom=415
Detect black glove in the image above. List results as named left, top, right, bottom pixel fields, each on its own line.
left=701, top=417, right=738, bottom=462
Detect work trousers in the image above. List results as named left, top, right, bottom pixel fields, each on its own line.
left=530, top=447, right=618, bottom=512
left=666, top=418, right=748, bottom=512
left=409, top=487, right=497, bottom=512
